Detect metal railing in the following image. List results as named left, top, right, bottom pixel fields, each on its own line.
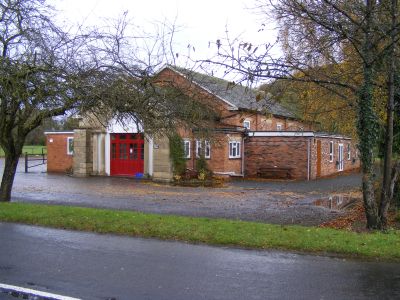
left=24, top=148, right=47, bottom=173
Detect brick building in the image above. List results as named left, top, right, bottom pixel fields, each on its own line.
left=44, top=131, right=74, bottom=173
left=45, top=65, right=360, bottom=180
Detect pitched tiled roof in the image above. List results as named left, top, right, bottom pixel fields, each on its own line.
left=167, top=65, right=295, bottom=118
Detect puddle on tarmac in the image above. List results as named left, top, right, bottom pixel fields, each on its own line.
left=312, top=195, right=359, bottom=210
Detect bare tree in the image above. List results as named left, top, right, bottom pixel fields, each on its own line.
left=0, top=0, right=102, bottom=201
left=0, top=0, right=214, bottom=202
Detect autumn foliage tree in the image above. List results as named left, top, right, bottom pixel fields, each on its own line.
left=205, top=0, right=400, bottom=229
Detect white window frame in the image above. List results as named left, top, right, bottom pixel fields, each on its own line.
left=329, top=141, right=334, bottom=162
left=347, top=144, right=351, bottom=160
left=67, top=137, right=74, bottom=155
left=338, top=143, right=344, bottom=171
left=195, top=139, right=202, bottom=158
left=205, top=140, right=211, bottom=159
left=229, top=141, right=241, bottom=159
left=183, top=139, right=191, bottom=159
left=243, top=120, right=251, bottom=130
left=196, top=140, right=211, bottom=159
left=276, top=123, right=283, bottom=131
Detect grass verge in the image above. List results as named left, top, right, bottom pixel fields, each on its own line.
left=0, top=202, right=399, bottom=260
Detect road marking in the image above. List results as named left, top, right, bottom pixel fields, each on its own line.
left=0, top=283, right=81, bottom=300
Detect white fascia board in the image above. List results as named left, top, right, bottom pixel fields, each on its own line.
left=248, top=131, right=315, bottom=137
left=314, top=133, right=352, bottom=140
left=163, top=66, right=239, bottom=111
left=44, top=131, right=75, bottom=135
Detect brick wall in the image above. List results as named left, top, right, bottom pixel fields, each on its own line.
left=245, top=136, right=310, bottom=180
left=179, top=131, right=243, bottom=175
left=46, top=133, right=74, bottom=173
left=244, top=136, right=360, bottom=180
left=312, top=137, right=360, bottom=178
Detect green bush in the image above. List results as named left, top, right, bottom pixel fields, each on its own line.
left=169, top=133, right=186, bottom=175
left=195, top=155, right=207, bottom=172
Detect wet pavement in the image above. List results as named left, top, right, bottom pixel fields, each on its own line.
left=1, top=158, right=362, bottom=226
left=0, top=223, right=399, bottom=300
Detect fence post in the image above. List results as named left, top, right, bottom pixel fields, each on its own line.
left=25, top=152, right=28, bottom=173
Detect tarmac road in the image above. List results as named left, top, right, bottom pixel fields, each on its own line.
left=0, top=223, right=399, bottom=300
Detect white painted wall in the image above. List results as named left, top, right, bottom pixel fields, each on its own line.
left=106, top=116, right=143, bottom=134
left=105, top=133, right=110, bottom=176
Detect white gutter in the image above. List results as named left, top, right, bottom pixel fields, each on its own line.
left=314, top=133, right=352, bottom=140
left=248, top=131, right=315, bottom=137
left=44, top=131, right=74, bottom=135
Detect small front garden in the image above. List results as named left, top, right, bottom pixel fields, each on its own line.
left=169, top=133, right=226, bottom=187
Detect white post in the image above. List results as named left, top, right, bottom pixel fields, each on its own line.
left=105, top=133, right=110, bottom=176
left=148, top=137, right=154, bottom=176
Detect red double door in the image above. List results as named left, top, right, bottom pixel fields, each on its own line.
left=110, top=133, right=144, bottom=176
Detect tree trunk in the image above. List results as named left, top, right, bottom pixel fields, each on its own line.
left=378, top=0, right=397, bottom=230
left=0, top=153, right=20, bottom=202
left=362, top=168, right=380, bottom=229
left=357, top=0, right=380, bottom=229
left=358, top=72, right=380, bottom=229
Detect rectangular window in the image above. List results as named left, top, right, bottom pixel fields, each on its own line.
left=130, top=143, right=138, bottom=160
left=119, top=144, right=127, bottom=160
left=276, top=124, right=283, bottom=131
left=205, top=140, right=211, bottom=159
left=347, top=144, right=351, bottom=160
left=195, top=140, right=211, bottom=159
left=243, top=120, right=251, bottom=130
left=67, top=137, right=74, bottom=155
left=184, top=139, right=191, bottom=159
left=329, top=141, right=334, bottom=162
left=229, top=141, right=241, bottom=158
left=195, top=140, right=202, bottom=158
left=112, top=143, right=117, bottom=159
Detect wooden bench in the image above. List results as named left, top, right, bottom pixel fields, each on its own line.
left=257, top=167, right=292, bottom=179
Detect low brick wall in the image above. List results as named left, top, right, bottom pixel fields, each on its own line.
left=46, top=132, right=74, bottom=173
left=245, top=135, right=361, bottom=180
left=245, top=136, right=310, bottom=180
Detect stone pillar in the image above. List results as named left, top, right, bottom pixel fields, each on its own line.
left=92, top=134, right=98, bottom=175
left=73, top=129, right=93, bottom=177
left=98, top=133, right=106, bottom=175
left=152, top=136, right=173, bottom=182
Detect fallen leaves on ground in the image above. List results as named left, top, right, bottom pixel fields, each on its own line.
left=319, top=200, right=400, bottom=231
left=319, top=200, right=366, bottom=231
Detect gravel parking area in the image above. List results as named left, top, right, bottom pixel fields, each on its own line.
left=2, top=158, right=362, bottom=226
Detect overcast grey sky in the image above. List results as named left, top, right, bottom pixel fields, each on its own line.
left=54, top=0, right=278, bottom=71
